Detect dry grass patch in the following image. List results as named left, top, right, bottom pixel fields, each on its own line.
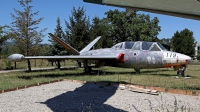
left=0, top=59, right=199, bottom=92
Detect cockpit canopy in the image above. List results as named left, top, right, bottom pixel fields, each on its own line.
left=111, top=41, right=168, bottom=51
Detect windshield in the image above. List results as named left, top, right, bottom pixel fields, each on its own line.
left=143, top=42, right=168, bottom=51
left=111, top=43, right=123, bottom=49
left=157, top=43, right=168, bottom=51
left=150, top=44, right=161, bottom=51
left=111, top=41, right=168, bottom=51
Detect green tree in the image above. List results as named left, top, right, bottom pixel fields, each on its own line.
left=1, top=42, right=14, bottom=55
left=0, top=26, right=7, bottom=53
left=49, top=17, right=67, bottom=55
left=0, top=25, right=17, bottom=56
left=89, top=17, right=113, bottom=48
left=65, top=6, right=90, bottom=51
left=158, top=38, right=171, bottom=50
left=10, top=0, right=47, bottom=71
left=38, top=44, right=51, bottom=56
left=48, top=17, right=66, bottom=68
left=105, top=9, right=129, bottom=43
left=105, top=9, right=161, bottom=43
left=171, top=28, right=195, bottom=57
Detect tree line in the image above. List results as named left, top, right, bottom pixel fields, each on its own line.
left=0, top=0, right=196, bottom=60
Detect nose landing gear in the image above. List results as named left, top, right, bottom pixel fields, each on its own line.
left=177, top=66, right=186, bottom=77
left=134, top=68, right=140, bottom=74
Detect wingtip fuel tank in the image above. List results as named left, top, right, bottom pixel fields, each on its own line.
left=7, top=54, right=24, bottom=62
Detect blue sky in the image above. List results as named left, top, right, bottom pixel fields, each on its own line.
left=0, top=0, right=200, bottom=44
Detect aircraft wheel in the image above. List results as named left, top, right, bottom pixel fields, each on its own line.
left=177, top=70, right=184, bottom=77
left=134, top=69, right=140, bottom=74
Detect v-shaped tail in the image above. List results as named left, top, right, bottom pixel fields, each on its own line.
left=48, top=33, right=101, bottom=55
left=48, top=33, right=80, bottom=55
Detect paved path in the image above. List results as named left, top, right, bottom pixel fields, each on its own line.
left=0, top=81, right=199, bottom=112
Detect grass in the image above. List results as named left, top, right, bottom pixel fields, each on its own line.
left=0, top=59, right=200, bottom=92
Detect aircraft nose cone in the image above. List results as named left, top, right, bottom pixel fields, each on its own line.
left=182, top=55, right=192, bottom=63
left=187, top=56, right=193, bottom=63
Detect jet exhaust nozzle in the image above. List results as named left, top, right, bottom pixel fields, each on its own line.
left=7, top=54, right=24, bottom=62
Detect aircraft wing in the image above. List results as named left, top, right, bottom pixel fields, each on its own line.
left=83, top=0, right=200, bottom=20
left=7, top=54, right=118, bottom=62
left=23, top=55, right=117, bottom=60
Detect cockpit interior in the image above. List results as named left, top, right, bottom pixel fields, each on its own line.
left=112, top=41, right=168, bottom=51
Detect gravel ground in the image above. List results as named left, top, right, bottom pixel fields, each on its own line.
left=0, top=81, right=199, bottom=112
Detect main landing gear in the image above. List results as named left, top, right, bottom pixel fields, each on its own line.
left=83, top=60, right=92, bottom=74
left=134, top=68, right=140, bottom=74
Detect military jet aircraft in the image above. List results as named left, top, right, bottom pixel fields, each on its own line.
left=83, top=0, right=200, bottom=20
left=8, top=33, right=192, bottom=76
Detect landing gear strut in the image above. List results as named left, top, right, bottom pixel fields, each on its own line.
left=84, top=66, right=92, bottom=74
left=83, top=60, right=92, bottom=74
left=77, top=61, right=82, bottom=68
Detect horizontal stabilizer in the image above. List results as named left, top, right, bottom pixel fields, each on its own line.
left=48, top=33, right=80, bottom=55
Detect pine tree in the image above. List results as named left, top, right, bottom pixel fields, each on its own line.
left=49, top=17, right=67, bottom=55
left=65, top=6, right=90, bottom=51
left=48, top=17, right=66, bottom=68
left=89, top=17, right=113, bottom=48
left=10, top=0, right=47, bottom=71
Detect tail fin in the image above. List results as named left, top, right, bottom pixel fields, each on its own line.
left=48, top=33, right=80, bottom=55
left=80, top=36, right=101, bottom=53
left=48, top=33, right=101, bottom=54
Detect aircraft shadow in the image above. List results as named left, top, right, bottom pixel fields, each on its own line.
left=18, top=68, right=176, bottom=80
left=24, top=66, right=78, bottom=73
left=40, top=82, right=127, bottom=112
left=17, top=72, right=84, bottom=80
left=93, top=69, right=176, bottom=77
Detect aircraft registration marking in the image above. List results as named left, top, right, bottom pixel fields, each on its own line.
left=166, top=52, right=176, bottom=58
left=163, top=52, right=176, bottom=58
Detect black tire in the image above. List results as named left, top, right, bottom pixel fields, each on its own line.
left=84, top=66, right=92, bottom=74
left=177, top=70, right=184, bottom=77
